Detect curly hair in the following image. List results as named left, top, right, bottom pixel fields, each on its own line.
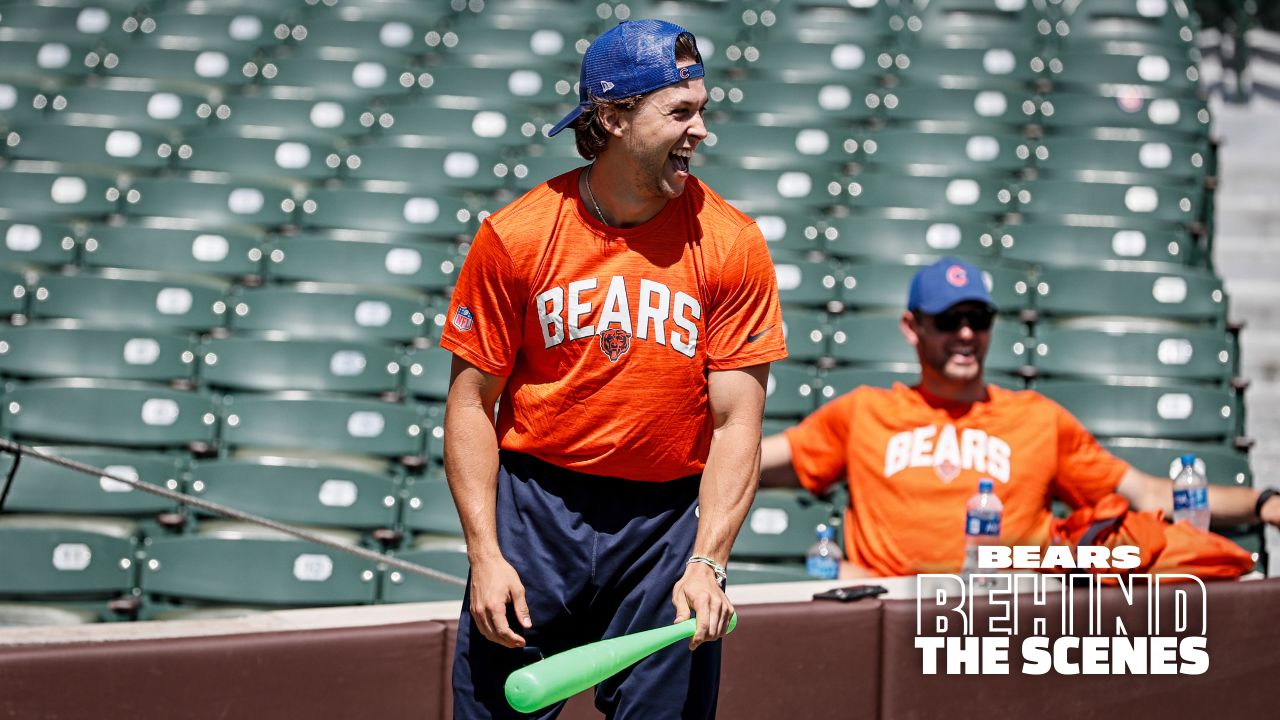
left=571, top=33, right=701, bottom=160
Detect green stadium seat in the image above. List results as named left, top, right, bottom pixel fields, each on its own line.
left=1033, top=267, right=1226, bottom=324
left=765, top=361, right=820, bottom=419
left=130, top=10, right=290, bottom=53
left=733, top=488, right=836, bottom=559
left=772, top=254, right=841, bottom=309
left=828, top=312, right=1030, bottom=375
left=780, top=308, right=829, bottom=363
left=228, top=285, right=427, bottom=342
left=286, top=15, right=431, bottom=59
left=30, top=271, right=229, bottom=331
left=0, top=40, right=93, bottom=83
left=411, top=65, right=575, bottom=114
left=878, top=86, right=1037, bottom=133
left=1054, top=0, right=1197, bottom=48
left=840, top=261, right=1030, bottom=313
left=1032, top=136, right=1209, bottom=186
left=188, top=459, right=400, bottom=531
left=1103, top=440, right=1251, bottom=488
left=40, top=86, right=211, bottom=131
left=256, top=56, right=417, bottom=101
left=998, top=222, right=1195, bottom=269
left=1017, top=179, right=1200, bottom=227
left=820, top=217, right=1000, bottom=262
left=445, top=25, right=587, bottom=70
left=303, top=0, right=451, bottom=24
left=0, top=447, right=181, bottom=516
left=740, top=39, right=891, bottom=84
left=893, top=47, right=1043, bottom=89
left=844, top=174, right=1016, bottom=218
left=0, top=324, right=197, bottom=383
left=378, top=103, right=534, bottom=151
left=745, top=0, right=895, bottom=45
left=1031, top=324, right=1234, bottom=384
left=200, top=336, right=402, bottom=394
left=820, top=367, right=920, bottom=397
left=401, top=467, right=463, bottom=538
left=0, top=81, right=48, bottom=130
left=299, top=186, right=476, bottom=239
left=345, top=141, right=508, bottom=193
left=266, top=234, right=459, bottom=290
left=403, top=345, right=453, bottom=401
left=82, top=224, right=264, bottom=278
left=0, top=517, right=137, bottom=597
left=2, top=380, right=217, bottom=448
left=753, top=210, right=821, bottom=256
left=701, top=122, right=856, bottom=169
left=0, top=221, right=77, bottom=268
left=508, top=155, right=588, bottom=192
left=725, top=560, right=813, bottom=585
left=220, top=393, right=423, bottom=457
left=1048, top=50, right=1200, bottom=94
left=122, top=177, right=294, bottom=229
left=0, top=266, right=27, bottom=316
left=140, top=529, right=379, bottom=606
left=857, top=129, right=1030, bottom=176
left=708, top=79, right=879, bottom=125
left=97, top=46, right=255, bottom=91
left=695, top=165, right=841, bottom=214
left=903, top=0, right=1050, bottom=50
left=381, top=541, right=469, bottom=602
left=176, top=134, right=341, bottom=183
left=0, top=169, right=118, bottom=221
left=1038, top=92, right=1210, bottom=143
left=1035, top=379, right=1238, bottom=441
left=0, top=5, right=126, bottom=45
left=214, top=95, right=372, bottom=141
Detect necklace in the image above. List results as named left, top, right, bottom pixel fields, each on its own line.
left=584, top=164, right=608, bottom=225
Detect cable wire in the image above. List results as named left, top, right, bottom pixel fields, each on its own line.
left=0, top=437, right=466, bottom=587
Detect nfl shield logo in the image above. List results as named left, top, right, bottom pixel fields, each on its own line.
left=452, top=306, right=474, bottom=332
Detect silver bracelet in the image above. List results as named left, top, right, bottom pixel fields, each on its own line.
left=687, top=554, right=728, bottom=587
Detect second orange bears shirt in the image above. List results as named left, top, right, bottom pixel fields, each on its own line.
left=441, top=167, right=787, bottom=482
left=786, top=383, right=1130, bottom=575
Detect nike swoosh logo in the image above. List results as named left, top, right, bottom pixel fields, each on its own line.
left=747, top=326, right=775, bottom=343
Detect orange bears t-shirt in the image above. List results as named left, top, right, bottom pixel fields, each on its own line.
left=785, top=383, right=1130, bottom=575
left=440, top=167, right=787, bottom=481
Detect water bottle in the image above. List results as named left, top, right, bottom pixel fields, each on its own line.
left=962, top=478, right=1003, bottom=583
left=1172, top=453, right=1210, bottom=531
left=805, top=523, right=843, bottom=580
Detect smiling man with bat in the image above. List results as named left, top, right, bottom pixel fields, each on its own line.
left=439, top=19, right=786, bottom=720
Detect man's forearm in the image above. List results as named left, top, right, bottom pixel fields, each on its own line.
left=1208, top=484, right=1268, bottom=526
left=444, top=403, right=504, bottom=563
left=692, top=419, right=760, bottom=565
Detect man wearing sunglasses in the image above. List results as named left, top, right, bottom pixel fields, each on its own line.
left=760, top=257, right=1280, bottom=577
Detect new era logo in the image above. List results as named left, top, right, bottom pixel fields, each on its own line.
left=600, top=80, right=615, bottom=93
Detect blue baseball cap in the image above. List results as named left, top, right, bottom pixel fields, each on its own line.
left=907, top=257, right=997, bottom=314
left=547, top=19, right=704, bottom=137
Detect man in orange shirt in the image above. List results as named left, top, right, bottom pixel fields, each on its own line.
left=442, top=20, right=787, bottom=719
left=761, top=257, right=1280, bottom=577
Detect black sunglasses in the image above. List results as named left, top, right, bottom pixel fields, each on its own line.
left=927, top=307, right=996, bottom=333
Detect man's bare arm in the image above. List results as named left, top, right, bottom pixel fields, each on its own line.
left=444, top=355, right=529, bottom=648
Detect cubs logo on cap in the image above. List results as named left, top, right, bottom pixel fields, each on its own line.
left=907, top=257, right=997, bottom=315
left=547, top=20, right=704, bottom=138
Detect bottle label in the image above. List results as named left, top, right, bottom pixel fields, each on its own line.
left=806, top=555, right=839, bottom=580
left=1174, top=487, right=1208, bottom=511
left=965, top=512, right=1000, bottom=537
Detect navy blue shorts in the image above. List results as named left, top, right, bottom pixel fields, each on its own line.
left=452, top=451, right=722, bottom=720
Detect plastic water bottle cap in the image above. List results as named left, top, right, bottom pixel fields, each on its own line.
left=816, top=523, right=834, bottom=541
left=978, top=478, right=994, bottom=493
left=1180, top=453, right=1196, bottom=467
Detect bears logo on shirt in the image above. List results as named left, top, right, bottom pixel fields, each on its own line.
left=599, top=328, right=631, bottom=362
